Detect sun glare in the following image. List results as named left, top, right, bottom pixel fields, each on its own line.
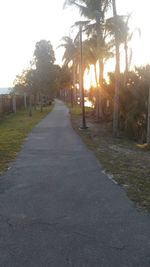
left=84, top=65, right=97, bottom=90
left=83, top=61, right=113, bottom=90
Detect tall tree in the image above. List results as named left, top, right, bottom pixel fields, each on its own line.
left=112, top=0, right=120, bottom=137
left=14, top=40, right=58, bottom=112
left=33, top=40, right=56, bottom=109
left=34, top=40, right=55, bottom=67
left=58, top=36, right=79, bottom=103
left=14, top=68, right=37, bottom=116
left=64, top=0, right=111, bottom=120
left=106, top=14, right=141, bottom=81
left=147, top=82, right=150, bottom=147
left=58, top=33, right=98, bottom=104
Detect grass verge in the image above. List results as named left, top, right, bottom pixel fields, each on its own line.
left=69, top=105, right=150, bottom=212
left=0, top=106, right=53, bottom=174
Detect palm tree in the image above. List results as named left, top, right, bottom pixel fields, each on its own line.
left=111, top=0, right=120, bottom=137
left=147, top=84, right=150, bottom=147
left=123, top=16, right=141, bottom=83
left=58, top=36, right=77, bottom=65
left=106, top=6, right=140, bottom=137
left=59, top=32, right=99, bottom=105
left=120, top=14, right=141, bottom=75
left=82, top=36, right=98, bottom=87
left=64, top=0, right=111, bottom=120
left=58, top=36, right=79, bottom=103
left=82, top=33, right=113, bottom=106
left=106, top=13, right=141, bottom=84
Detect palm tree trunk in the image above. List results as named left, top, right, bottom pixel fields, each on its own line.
left=96, top=17, right=104, bottom=121
left=94, top=63, right=98, bottom=86
left=94, top=63, right=98, bottom=111
left=73, top=60, right=77, bottom=104
left=112, top=0, right=120, bottom=137
left=124, top=39, right=129, bottom=85
left=124, top=39, right=129, bottom=73
left=147, top=83, right=150, bottom=148
left=79, top=24, right=87, bottom=128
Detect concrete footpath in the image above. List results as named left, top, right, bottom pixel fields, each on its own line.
left=0, top=100, right=149, bottom=266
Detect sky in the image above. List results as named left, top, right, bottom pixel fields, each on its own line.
left=0, top=0, right=149, bottom=87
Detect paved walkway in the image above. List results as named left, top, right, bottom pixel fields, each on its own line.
left=0, top=100, right=149, bottom=267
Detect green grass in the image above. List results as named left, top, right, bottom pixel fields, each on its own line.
left=0, top=106, right=53, bottom=174
left=69, top=108, right=150, bottom=212
left=68, top=103, right=93, bottom=116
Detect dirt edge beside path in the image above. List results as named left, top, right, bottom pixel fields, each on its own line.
left=70, top=112, right=150, bottom=212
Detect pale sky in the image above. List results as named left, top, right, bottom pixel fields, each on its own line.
left=0, top=0, right=149, bottom=87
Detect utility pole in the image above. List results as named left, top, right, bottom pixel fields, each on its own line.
left=79, top=24, right=87, bottom=129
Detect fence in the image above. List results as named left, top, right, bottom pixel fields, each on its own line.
left=0, top=94, right=28, bottom=114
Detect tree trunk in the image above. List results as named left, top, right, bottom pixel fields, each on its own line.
left=124, top=38, right=129, bottom=85
left=34, top=94, right=37, bottom=110
left=99, top=59, right=104, bottom=115
left=73, top=60, right=77, bottom=104
left=79, top=24, right=87, bottom=129
left=24, top=92, right=27, bottom=109
left=94, top=63, right=98, bottom=86
left=40, top=92, right=43, bottom=112
left=12, top=94, right=16, bottom=113
left=95, top=60, right=104, bottom=121
left=124, top=39, right=129, bottom=74
left=94, top=63, right=98, bottom=110
left=147, top=83, right=150, bottom=148
left=112, top=0, right=120, bottom=137
left=29, top=94, right=32, bottom=116
left=95, top=14, right=104, bottom=121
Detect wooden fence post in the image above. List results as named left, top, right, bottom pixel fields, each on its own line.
left=24, top=92, right=27, bottom=109
left=0, top=95, right=2, bottom=114
left=29, top=94, right=32, bottom=116
left=12, top=94, right=16, bottom=113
